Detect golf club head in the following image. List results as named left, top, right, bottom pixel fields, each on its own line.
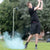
left=16, top=7, right=18, bottom=10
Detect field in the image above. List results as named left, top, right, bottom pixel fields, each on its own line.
left=0, top=40, right=50, bottom=50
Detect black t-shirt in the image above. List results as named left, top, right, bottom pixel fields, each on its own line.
left=29, top=7, right=40, bottom=23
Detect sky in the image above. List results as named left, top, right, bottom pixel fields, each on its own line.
left=0, top=0, right=4, bottom=4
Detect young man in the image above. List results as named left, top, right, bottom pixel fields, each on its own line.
left=25, top=0, right=43, bottom=49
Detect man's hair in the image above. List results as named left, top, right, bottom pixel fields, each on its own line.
left=27, top=2, right=31, bottom=6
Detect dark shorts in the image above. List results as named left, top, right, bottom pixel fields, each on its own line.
left=30, top=22, right=41, bottom=35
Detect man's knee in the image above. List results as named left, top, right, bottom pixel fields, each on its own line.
left=35, top=34, right=39, bottom=36
left=30, top=34, right=33, bottom=36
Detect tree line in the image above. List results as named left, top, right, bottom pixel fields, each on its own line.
left=0, top=0, right=50, bottom=36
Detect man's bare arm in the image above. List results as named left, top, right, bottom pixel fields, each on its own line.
left=38, top=1, right=43, bottom=10
left=34, top=0, right=41, bottom=11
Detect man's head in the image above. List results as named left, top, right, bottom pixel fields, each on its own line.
left=27, top=2, right=32, bottom=8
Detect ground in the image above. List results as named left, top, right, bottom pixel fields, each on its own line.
left=0, top=40, right=50, bottom=50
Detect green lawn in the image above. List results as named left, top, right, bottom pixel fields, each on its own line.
left=0, top=40, right=50, bottom=50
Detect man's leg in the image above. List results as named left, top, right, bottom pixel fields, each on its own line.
left=25, top=34, right=33, bottom=48
left=35, top=34, right=39, bottom=49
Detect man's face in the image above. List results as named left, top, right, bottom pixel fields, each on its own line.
left=28, top=3, right=32, bottom=8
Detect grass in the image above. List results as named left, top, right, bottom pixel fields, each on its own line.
left=0, top=40, right=50, bottom=50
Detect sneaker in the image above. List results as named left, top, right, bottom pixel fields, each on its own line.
left=35, top=47, right=38, bottom=49
left=25, top=44, right=27, bottom=49
left=25, top=42, right=28, bottom=49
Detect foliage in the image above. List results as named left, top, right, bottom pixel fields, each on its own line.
left=0, top=0, right=50, bottom=35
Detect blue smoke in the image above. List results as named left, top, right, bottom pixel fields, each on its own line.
left=3, top=31, right=25, bottom=49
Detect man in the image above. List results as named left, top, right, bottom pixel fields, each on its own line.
left=25, top=0, right=43, bottom=49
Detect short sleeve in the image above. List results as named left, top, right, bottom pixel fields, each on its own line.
left=32, top=7, right=34, bottom=11
left=32, top=6, right=37, bottom=11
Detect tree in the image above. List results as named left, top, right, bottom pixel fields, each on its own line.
left=0, top=0, right=50, bottom=37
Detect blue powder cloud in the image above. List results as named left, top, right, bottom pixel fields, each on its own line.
left=3, top=31, right=25, bottom=49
